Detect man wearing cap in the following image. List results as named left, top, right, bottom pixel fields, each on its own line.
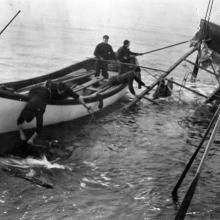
left=94, top=35, right=116, bottom=79
left=117, top=40, right=143, bottom=74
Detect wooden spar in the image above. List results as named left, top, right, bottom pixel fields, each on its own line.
left=114, top=60, right=166, bottom=72
left=172, top=105, right=220, bottom=199
left=73, top=78, right=103, bottom=92
left=125, top=46, right=198, bottom=108
left=210, top=63, right=220, bottom=83
left=103, top=58, right=165, bottom=72
left=142, top=96, right=159, bottom=105
left=2, top=167, right=53, bottom=189
left=166, top=79, right=208, bottom=98
left=191, top=54, right=200, bottom=79
left=128, top=63, right=165, bottom=73
left=146, top=69, right=208, bottom=99
left=174, top=109, right=220, bottom=220
left=0, top=10, right=21, bottom=36
left=185, top=59, right=219, bottom=78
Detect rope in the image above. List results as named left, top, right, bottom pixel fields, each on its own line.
left=142, top=68, right=158, bottom=79
left=177, top=72, right=190, bottom=101
left=142, top=40, right=189, bottom=55
left=0, top=10, right=21, bottom=36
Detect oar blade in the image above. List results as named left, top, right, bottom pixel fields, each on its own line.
left=172, top=106, right=220, bottom=199
left=174, top=174, right=199, bottom=220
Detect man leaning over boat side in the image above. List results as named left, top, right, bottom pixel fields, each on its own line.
left=116, top=40, right=143, bottom=75
left=46, top=80, right=91, bottom=112
left=94, top=35, right=117, bottom=79
left=96, top=66, right=148, bottom=108
left=17, top=84, right=51, bottom=145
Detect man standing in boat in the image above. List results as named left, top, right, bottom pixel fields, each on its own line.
left=117, top=40, right=143, bottom=75
left=94, top=35, right=116, bottom=79
left=17, top=84, right=51, bottom=145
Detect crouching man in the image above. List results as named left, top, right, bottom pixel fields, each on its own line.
left=17, top=85, right=51, bottom=145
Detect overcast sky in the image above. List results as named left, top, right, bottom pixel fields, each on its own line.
left=0, top=0, right=219, bottom=29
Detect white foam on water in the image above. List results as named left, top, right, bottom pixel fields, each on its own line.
left=82, top=177, right=110, bottom=187
left=0, top=155, right=65, bottom=170
left=26, top=156, right=65, bottom=169
left=149, top=207, right=161, bottom=211
left=100, top=172, right=111, bottom=181
left=80, top=182, right=86, bottom=188
left=134, top=196, right=146, bottom=200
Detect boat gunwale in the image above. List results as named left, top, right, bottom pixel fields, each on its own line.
left=0, top=58, right=127, bottom=105
left=3, top=58, right=96, bottom=90
left=0, top=81, right=127, bottom=105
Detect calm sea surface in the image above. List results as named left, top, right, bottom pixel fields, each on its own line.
left=0, top=0, right=220, bottom=219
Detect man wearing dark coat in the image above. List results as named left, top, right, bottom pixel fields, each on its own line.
left=17, top=85, right=51, bottom=145
left=117, top=40, right=143, bottom=74
left=94, top=35, right=116, bottom=79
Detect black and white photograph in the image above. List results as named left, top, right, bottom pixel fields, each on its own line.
left=0, top=0, right=219, bottom=219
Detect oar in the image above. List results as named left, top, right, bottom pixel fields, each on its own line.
left=118, top=61, right=166, bottom=73
left=210, top=62, right=220, bottom=83
left=166, top=78, right=208, bottom=99
left=190, top=54, right=200, bottom=79
left=205, top=86, right=220, bottom=103
left=172, top=105, right=220, bottom=200
left=73, top=78, right=103, bottom=92
left=141, top=40, right=189, bottom=55
left=16, top=71, right=95, bottom=93
left=144, top=68, right=208, bottom=99
left=174, top=107, right=220, bottom=220
left=0, top=10, right=21, bottom=36
left=142, top=96, right=159, bottom=105
left=125, top=46, right=198, bottom=109
left=87, top=57, right=166, bottom=73
left=2, top=167, right=53, bottom=189
left=185, top=59, right=219, bottom=78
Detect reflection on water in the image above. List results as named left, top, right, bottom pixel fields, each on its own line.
left=0, top=0, right=220, bottom=219
left=1, top=99, right=219, bottom=220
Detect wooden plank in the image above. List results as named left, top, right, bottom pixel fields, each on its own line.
left=73, top=78, right=103, bottom=92
left=16, top=71, right=95, bottom=93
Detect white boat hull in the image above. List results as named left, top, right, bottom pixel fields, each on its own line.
left=0, top=87, right=127, bottom=134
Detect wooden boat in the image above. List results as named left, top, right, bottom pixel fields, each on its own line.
left=0, top=58, right=127, bottom=134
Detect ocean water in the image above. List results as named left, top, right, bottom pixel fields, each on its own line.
left=0, top=0, right=220, bottom=219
